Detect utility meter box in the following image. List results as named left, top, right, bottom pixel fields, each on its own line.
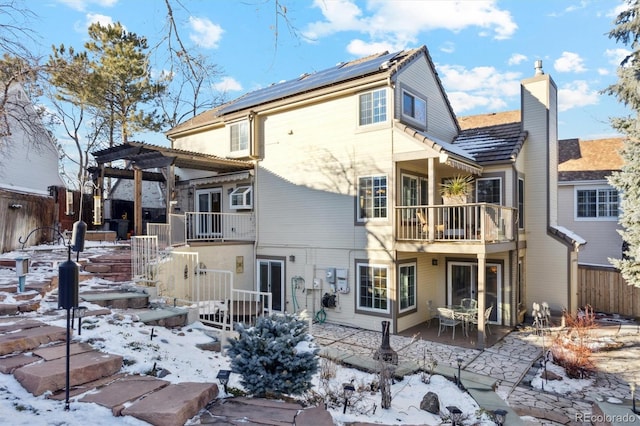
left=326, top=268, right=336, bottom=284
left=336, top=268, right=349, bottom=293
left=15, top=257, right=30, bottom=276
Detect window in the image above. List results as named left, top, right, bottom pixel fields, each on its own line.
left=359, top=89, right=387, bottom=126
left=358, top=175, right=387, bottom=221
left=357, top=263, right=389, bottom=312
left=230, top=121, right=249, bottom=152
left=518, top=178, right=525, bottom=229
left=402, top=90, right=427, bottom=125
left=576, top=188, right=618, bottom=219
left=399, top=262, right=416, bottom=313
left=229, top=186, right=252, bottom=209
left=476, top=177, right=501, bottom=204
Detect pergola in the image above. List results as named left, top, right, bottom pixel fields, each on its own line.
left=91, top=142, right=254, bottom=236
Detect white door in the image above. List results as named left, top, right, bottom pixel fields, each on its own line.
left=195, top=188, right=222, bottom=237
left=257, top=259, right=285, bottom=312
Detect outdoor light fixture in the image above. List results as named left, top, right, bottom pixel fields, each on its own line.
left=456, top=357, right=463, bottom=389
left=217, top=369, right=231, bottom=394
left=343, top=383, right=355, bottom=414
left=632, top=382, right=639, bottom=414
left=75, top=306, right=88, bottom=336
left=493, top=408, right=508, bottom=425
left=446, top=406, right=463, bottom=426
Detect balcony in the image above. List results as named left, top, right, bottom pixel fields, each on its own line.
left=396, top=204, right=516, bottom=244
left=153, top=212, right=255, bottom=245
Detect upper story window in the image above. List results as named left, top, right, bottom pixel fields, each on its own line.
left=358, top=175, right=387, bottom=221
left=402, top=89, right=427, bottom=126
left=359, top=88, right=387, bottom=126
left=230, top=121, right=249, bottom=153
left=476, top=177, right=502, bottom=204
left=230, top=185, right=252, bottom=209
left=576, top=187, right=618, bottom=220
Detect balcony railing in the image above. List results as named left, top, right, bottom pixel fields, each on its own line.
left=185, top=212, right=255, bottom=242
left=396, top=204, right=515, bottom=243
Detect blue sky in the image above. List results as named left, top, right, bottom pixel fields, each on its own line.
left=28, top=0, right=631, bottom=145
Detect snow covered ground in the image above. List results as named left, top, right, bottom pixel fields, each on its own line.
left=0, top=242, right=495, bottom=425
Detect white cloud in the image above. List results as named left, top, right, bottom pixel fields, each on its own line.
left=213, top=77, right=243, bottom=93
left=85, top=13, right=115, bottom=29
left=346, top=39, right=397, bottom=56
left=438, top=64, right=520, bottom=113
left=554, top=51, right=587, bottom=73
left=189, top=16, right=224, bottom=49
left=557, top=80, right=599, bottom=112
left=303, top=0, right=517, bottom=51
left=597, top=68, right=610, bottom=76
left=605, top=48, right=631, bottom=68
left=439, top=42, right=455, bottom=54
left=58, top=0, right=118, bottom=12
left=508, top=53, right=527, bottom=66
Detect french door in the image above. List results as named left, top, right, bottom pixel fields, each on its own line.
left=447, top=261, right=501, bottom=323
left=257, top=259, right=285, bottom=312
left=195, top=188, right=222, bottom=237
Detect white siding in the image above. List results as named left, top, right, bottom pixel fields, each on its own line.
left=394, top=57, right=458, bottom=142
left=558, top=184, right=622, bottom=266
left=0, top=85, right=64, bottom=194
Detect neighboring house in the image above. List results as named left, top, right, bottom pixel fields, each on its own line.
left=0, top=82, right=66, bottom=252
left=95, top=46, right=583, bottom=345
left=557, top=138, right=624, bottom=266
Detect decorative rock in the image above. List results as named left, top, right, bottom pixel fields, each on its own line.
left=420, top=391, right=440, bottom=414
left=541, top=370, right=563, bottom=381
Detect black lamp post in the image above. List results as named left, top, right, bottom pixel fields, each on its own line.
left=446, top=405, right=462, bottom=426
left=456, top=357, right=463, bottom=389
left=493, top=408, right=508, bottom=425
left=217, top=369, right=231, bottom=394
left=632, top=382, right=639, bottom=414
left=343, top=383, right=355, bottom=414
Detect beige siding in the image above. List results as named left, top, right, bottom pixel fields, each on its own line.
left=394, top=58, right=458, bottom=142
left=558, top=184, right=622, bottom=266
left=521, top=75, right=570, bottom=313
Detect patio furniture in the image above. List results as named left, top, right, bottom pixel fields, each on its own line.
left=468, top=305, right=493, bottom=335
left=416, top=210, right=445, bottom=238
left=460, top=298, right=478, bottom=310
left=437, top=307, right=462, bottom=339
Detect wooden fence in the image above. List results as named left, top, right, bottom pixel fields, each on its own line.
left=578, top=264, right=640, bottom=319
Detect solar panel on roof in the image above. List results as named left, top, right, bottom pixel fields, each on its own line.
left=219, top=51, right=402, bottom=115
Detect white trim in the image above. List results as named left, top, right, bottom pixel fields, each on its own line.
left=356, top=262, right=390, bottom=314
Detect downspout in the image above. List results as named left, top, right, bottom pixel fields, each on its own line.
left=249, top=111, right=260, bottom=292
left=512, top=163, right=522, bottom=325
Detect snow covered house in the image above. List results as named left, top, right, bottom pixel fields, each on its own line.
left=94, top=46, right=583, bottom=346
left=0, top=82, right=65, bottom=252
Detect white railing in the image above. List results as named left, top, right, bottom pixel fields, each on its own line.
left=131, top=236, right=159, bottom=285
left=151, top=250, right=271, bottom=331
left=170, top=214, right=185, bottom=246
left=146, top=223, right=171, bottom=249
left=396, top=204, right=515, bottom=243
left=185, top=212, right=255, bottom=242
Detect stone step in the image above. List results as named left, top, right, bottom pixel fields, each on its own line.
left=80, top=291, right=149, bottom=309
left=0, top=323, right=67, bottom=356
left=13, top=349, right=123, bottom=396
left=121, top=382, right=218, bottom=426
left=134, top=307, right=189, bottom=328
left=79, top=375, right=170, bottom=415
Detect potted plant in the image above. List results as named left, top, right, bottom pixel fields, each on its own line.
left=440, top=174, right=473, bottom=205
